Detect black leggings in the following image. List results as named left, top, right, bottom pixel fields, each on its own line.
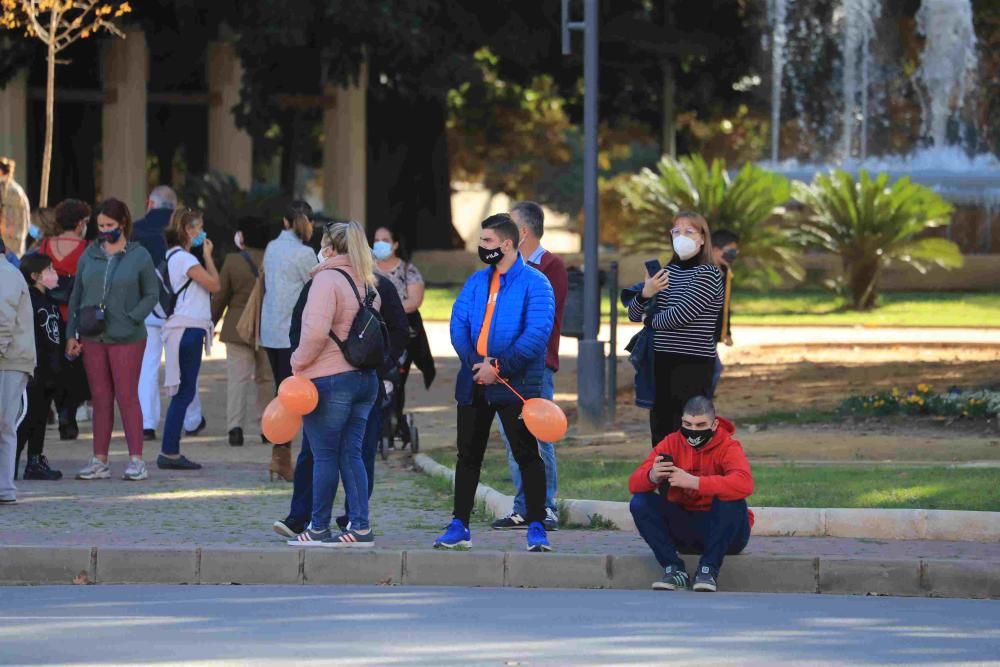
left=17, top=381, right=56, bottom=463
left=650, top=352, right=715, bottom=446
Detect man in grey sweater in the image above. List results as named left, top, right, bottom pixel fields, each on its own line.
left=0, top=237, right=36, bottom=503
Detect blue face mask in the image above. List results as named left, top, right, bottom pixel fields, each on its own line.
left=28, top=224, right=41, bottom=240
left=190, top=231, right=207, bottom=248
left=372, top=241, right=393, bottom=261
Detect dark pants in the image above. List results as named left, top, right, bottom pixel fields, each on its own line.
left=161, top=329, right=204, bottom=456
left=630, top=492, right=750, bottom=573
left=55, top=355, right=89, bottom=426
left=288, top=391, right=385, bottom=526
left=264, top=347, right=293, bottom=391
left=454, top=385, right=546, bottom=526
left=650, top=352, right=715, bottom=446
left=16, top=380, right=56, bottom=465
left=264, top=347, right=293, bottom=445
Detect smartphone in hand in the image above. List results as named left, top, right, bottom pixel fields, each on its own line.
left=644, top=259, right=662, bottom=277
left=657, top=454, right=673, bottom=495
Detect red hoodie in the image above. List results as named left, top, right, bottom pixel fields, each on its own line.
left=628, top=417, right=755, bottom=528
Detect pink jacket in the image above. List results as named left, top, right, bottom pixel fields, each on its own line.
left=290, top=255, right=381, bottom=380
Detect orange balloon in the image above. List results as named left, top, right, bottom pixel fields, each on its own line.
left=278, top=376, right=319, bottom=415
left=522, top=398, right=568, bottom=442
left=262, top=398, right=302, bottom=443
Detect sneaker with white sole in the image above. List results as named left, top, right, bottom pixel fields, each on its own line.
left=544, top=507, right=560, bottom=531
left=122, top=459, right=148, bottom=481
left=491, top=511, right=528, bottom=530
left=76, top=457, right=111, bottom=480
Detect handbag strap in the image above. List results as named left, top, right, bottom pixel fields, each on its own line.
left=99, top=252, right=124, bottom=309
left=239, top=250, right=259, bottom=279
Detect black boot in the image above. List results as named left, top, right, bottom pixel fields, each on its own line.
left=58, top=409, right=79, bottom=441
left=23, top=455, right=63, bottom=481
left=228, top=427, right=244, bottom=447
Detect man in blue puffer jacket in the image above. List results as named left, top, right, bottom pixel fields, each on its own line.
left=435, top=213, right=556, bottom=552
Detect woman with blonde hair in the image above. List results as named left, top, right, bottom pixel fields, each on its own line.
left=261, top=201, right=316, bottom=480
left=288, top=220, right=380, bottom=547
left=627, top=211, right=723, bottom=446
left=158, top=207, right=220, bottom=470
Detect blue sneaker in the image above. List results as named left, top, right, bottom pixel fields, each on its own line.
left=433, top=518, right=471, bottom=549
left=526, top=521, right=551, bottom=552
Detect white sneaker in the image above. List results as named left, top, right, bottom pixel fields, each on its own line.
left=76, top=404, right=92, bottom=423
left=122, top=459, right=148, bottom=481
left=76, top=457, right=111, bottom=480
left=545, top=507, right=560, bottom=531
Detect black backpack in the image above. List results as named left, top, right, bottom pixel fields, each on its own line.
left=155, top=249, right=192, bottom=319
left=328, top=268, right=388, bottom=370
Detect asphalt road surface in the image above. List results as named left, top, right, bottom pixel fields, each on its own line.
left=3, top=586, right=999, bottom=665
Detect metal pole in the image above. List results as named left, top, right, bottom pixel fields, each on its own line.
left=576, top=0, right=605, bottom=432
left=607, top=261, right=618, bottom=423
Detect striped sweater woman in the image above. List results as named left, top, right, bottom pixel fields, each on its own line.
left=628, top=213, right=724, bottom=445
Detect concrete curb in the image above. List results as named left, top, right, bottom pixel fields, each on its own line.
left=1, top=545, right=996, bottom=599
left=412, top=454, right=1000, bottom=543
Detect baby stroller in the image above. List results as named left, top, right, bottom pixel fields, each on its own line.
left=378, top=350, right=420, bottom=460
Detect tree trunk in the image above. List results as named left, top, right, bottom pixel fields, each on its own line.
left=661, top=60, right=676, bottom=159
left=367, top=91, right=462, bottom=250
left=846, top=256, right=880, bottom=310
left=40, top=11, right=58, bottom=208
left=279, top=111, right=298, bottom=194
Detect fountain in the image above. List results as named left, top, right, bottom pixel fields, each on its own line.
left=764, top=0, right=999, bottom=251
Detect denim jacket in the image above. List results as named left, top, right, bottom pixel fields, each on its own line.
left=622, top=281, right=655, bottom=409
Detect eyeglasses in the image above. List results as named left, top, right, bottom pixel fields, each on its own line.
left=670, top=227, right=702, bottom=238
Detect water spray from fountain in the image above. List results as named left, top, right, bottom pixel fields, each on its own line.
left=916, top=0, right=978, bottom=150
left=768, top=0, right=790, bottom=162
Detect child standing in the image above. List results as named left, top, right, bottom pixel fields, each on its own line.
left=15, top=254, right=64, bottom=480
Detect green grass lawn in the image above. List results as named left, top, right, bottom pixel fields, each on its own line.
left=419, top=287, right=998, bottom=327
left=428, top=452, right=1000, bottom=511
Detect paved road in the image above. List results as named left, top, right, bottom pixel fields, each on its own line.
left=2, top=585, right=999, bottom=665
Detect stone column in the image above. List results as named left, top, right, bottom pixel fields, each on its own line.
left=101, top=29, right=148, bottom=216
left=322, top=65, right=367, bottom=223
left=207, top=41, right=252, bottom=190
left=0, top=69, right=28, bottom=189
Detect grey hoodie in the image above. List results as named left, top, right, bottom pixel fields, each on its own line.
left=0, top=253, right=35, bottom=375
left=67, top=241, right=158, bottom=344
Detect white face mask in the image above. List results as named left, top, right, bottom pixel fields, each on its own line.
left=234, top=232, right=244, bottom=250
left=317, top=247, right=330, bottom=263
left=672, top=235, right=700, bottom=261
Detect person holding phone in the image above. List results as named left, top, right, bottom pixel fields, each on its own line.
left=627, top=211, right=723, bottom=445
left=628, top=396, right=754, bottom=593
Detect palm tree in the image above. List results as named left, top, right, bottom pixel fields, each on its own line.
left=617, top=154, right=803, bottom=289
left=793, top=170, right=962, bottom=311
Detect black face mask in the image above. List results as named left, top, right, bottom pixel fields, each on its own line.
left=722, top=248, right=739, bottom=263
left=680, top=426, right=715, bottom=448
left=99, top=228, right=122, bottom=244
left=479, top=245, right=504, bottom=265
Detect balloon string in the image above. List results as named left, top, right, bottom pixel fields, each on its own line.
left=490, top=361, right=527, bottom=403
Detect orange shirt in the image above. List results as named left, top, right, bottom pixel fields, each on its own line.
left=476, top=269, right=501, bottom=356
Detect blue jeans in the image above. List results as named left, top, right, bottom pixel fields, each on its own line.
left=288, top=390, right=385, bottom=526
left=709, top=354, right=723, bottom=399
left=161, top=329, right=204, bottom=456
left=498, top=368, right=557, bottom=514
left=629, top=492, right=750, bottom=573
left=304, top=370, right=378, bottom=532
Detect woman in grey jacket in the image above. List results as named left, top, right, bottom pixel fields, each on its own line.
left=0, top=237, right=35, bottom=504
left=66, top=199, right=158, bottom=482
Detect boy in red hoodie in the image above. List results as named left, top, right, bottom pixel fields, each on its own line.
left=628, top=395, right=753, bottom=592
